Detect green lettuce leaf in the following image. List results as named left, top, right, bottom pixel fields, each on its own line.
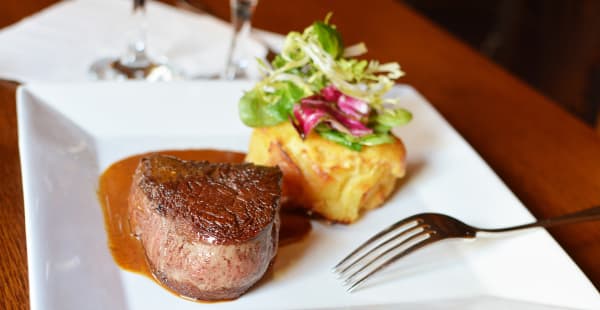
left=271, top=54, right=287, bottom=69
left=371, top=108, right=412, bottom=133
left=357, top=133, right=396, bottom=146
left=311, top=21, right=344, bottom=59
left=316, top=127, right=362, bottom=151
left=239, top=81, right=306, bottom=127
left=316, top=126, right=398, bottom=151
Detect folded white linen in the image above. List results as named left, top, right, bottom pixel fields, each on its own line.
left=0, top=0, right=282, bottom=82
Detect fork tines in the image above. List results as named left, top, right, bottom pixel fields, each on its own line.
left=333, top=215, right=437, bottom=292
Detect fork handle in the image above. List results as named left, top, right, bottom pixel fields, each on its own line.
left=477, top=205, right=600, bottom=233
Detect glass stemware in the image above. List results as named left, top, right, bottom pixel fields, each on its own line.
left=223, top=0, right=259, bottom=80
left=89, top=0, right=180, bottom=81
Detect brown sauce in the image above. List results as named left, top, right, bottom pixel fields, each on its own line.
left=97, top=149, right=311, bottom=283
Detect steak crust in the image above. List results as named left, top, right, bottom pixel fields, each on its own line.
left=128, top=154, right=282, bottom=300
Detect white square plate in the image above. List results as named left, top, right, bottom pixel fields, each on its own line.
left=17, top=81, right=600, bottom=310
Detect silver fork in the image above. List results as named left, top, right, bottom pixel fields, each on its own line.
left=334, top=205, right=600, bottom=292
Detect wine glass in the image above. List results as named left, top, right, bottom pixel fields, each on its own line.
left=223, top=0, right=259, bottom=80
left=89, top=0, right=181, bottom=81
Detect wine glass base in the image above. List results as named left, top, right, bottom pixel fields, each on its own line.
left=89, top=57, right=182, bottom=81
left=223, top=57, right=253, bottom=80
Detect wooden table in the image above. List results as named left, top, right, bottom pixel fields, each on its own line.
left=1, top=0, right=599, bottom=309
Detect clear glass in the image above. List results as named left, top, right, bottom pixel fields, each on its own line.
left=89, top=0, right=181, bottom=81
left=223, top=0, right=259, bottom=80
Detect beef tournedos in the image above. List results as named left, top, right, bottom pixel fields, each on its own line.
left=128, top=154, right=282, bottom=301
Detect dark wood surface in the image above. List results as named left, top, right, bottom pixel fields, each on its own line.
left=1, top=1, right=599, bottom=309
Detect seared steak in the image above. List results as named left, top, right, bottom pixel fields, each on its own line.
left=128, top=154, right=282, bottom=301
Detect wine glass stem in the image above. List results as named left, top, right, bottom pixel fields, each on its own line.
left=121, top=0, right=150, bottom=68
left=224, top=0, right=257, bottom=79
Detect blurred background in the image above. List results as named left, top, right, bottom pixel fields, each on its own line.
left=1, top=0, right=598, bottom=132
left=404, top=0, right=600, bottom=132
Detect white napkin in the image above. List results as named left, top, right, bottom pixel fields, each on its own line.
left=0, top=0, right=280, bottom=82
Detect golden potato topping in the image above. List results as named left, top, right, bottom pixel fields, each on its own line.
left=246, top=122, right=406, bottom=223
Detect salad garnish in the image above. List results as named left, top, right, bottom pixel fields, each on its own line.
left=239, top=14, right=411, bottom=151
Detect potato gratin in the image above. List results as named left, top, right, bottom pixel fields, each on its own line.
left=247, top=122, right=405, bottom=223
